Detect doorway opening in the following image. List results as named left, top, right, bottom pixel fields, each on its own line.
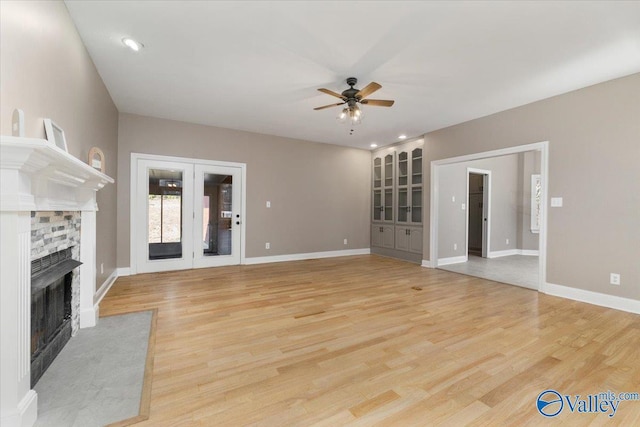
left=467, top=169, right=490, bottom=258
left=429, top=141, right=548, bottom=291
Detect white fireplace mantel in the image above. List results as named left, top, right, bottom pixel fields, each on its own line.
left=0, top=135, right=114, bottom=427
left=1, top=135, right=113, bottom=211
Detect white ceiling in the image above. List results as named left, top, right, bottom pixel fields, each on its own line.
left=65, top=1, right=640, bottom=149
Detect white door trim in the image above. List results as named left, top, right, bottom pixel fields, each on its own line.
left=429, top=141, right=549, bottom=292
left=466, top=168, right=491, bottom=259
left=130, top=152, right=247, bottom=274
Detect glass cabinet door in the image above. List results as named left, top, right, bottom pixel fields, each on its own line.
left=373, top=157, right=382, bottom=189
left=384, top=154, right=393, bottom=187
left=383, top=154, right=394, bottom=222
left=409, top=148, right=423, bottom=224
left=398, top=152, right=408, bottom=186
left=411, top=188, right=422, bottom=223
left=384, top=188, right=393, bottom=221
left=398, top=188, right=408, bottom=222
left=373, top=152, right=394, bottom=223
left=412, top=148, right=422, bottom=185
left=373, top=189, right=382, bottom=221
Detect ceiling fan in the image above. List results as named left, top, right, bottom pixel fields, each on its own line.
left=314, top=77, right=394, bottom=126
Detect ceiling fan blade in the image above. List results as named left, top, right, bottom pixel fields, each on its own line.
left=360, top=99, right=395, bottom=107
left=355, top=82, right=382, bottom=99
left=318, top=88, right=347, bottom=100
left=313, top=102, right=345, bottom=111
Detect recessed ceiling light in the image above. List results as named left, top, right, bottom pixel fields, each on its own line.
left=370, top=143, right=378, bottom=148
left=122, top=37, right=143, bottom=52
left=398, top=134, right=407, bottom=140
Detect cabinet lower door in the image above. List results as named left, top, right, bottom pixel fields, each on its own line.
left=408, top=227, right=423, bottom=254
left=371, top=225, right=383, bottom=247
left=382, top=226, right=395, bottom=248
left=372, top=225, right=395, bottom=249
left=395, top=227, right=409, bottom=251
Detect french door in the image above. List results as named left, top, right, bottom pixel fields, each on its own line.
left=133, top=155, right=244, bottom=274
left=193, top=164, right=242, bottom=269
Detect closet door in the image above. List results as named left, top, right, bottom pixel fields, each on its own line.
left=193, top=164, right=242, bottom=268
left=135, top=159, right=194, bottom=273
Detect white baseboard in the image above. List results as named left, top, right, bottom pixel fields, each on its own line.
left=1, top=390, right=38, bottom=427
left=520, top=249, right=539, bottom=256
left=95, top=269, right=118, bottom=306
left=487, top=249, right=520, bottom=258
left=545, top=282, right=640, bottom=314
left=488, top=249, right=539, bottom=258
left=116, top=267, right=131, bottom=277
left=421, top=259, right=434, bottom=268
left=437, top=255, right=467, bottom=266
left=244, top=248, right=370, bottom=265
left=79, top=307, right=98, bottom=328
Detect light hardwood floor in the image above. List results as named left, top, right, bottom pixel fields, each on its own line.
left=102, top=255, right=640, bottom=426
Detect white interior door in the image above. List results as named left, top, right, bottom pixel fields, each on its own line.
left=193, top=164, right=242, bottom=268
left=136, top=159, right=194, bottom=273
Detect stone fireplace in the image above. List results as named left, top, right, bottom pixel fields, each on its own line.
left=1, top=136, right=113, bottom=427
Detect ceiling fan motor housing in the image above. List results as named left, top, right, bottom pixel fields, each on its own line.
left=342, top=77, right=361, bottom=101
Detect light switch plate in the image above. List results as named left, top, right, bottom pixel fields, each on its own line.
left=551, top=197, right=563, bottom=207
left=266, top=201, right=271, bottom=208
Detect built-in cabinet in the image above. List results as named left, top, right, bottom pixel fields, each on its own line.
left=371, top=139, right=424, bottom=262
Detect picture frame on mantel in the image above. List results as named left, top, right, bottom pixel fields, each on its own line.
left=43, top=118, right=68, bottom=152
left=88, top=147, right=106, bottom=173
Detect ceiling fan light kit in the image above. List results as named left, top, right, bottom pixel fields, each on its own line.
left=315, top=77, right=394, bottom=132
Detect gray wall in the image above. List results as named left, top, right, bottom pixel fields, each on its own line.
left=424, top=73, right=640, bottom=300
left=117, top=113, right=371, bottom=266
left=437, top=154, right=520, bottom=259
left=0, top=1, right=119, bottom=290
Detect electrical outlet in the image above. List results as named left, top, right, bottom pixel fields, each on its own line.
left=265, top=242, right=270, bottom=250
left=343, top=238, right=348, bottom=245
left=506, top=238, right=509, bottom=245
left=610, top=273, right=620, bottom=285
left=100, top=263, right=104, bottom=275
left=454, top=243, right=457, bottom=251
left=461, top=203, right=466, bottom=210
left=266, top=201, right=271, bottom=208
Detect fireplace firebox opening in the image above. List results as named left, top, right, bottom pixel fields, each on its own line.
left=30, top=247, right=81, bottom=386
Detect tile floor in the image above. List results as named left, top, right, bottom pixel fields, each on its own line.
left=438, top=254, right=539, bottom=289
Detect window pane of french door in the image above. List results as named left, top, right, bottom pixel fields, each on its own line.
left=202, top=173, right=233, bottom=256
left=148, top=168, right=183, bottom=260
